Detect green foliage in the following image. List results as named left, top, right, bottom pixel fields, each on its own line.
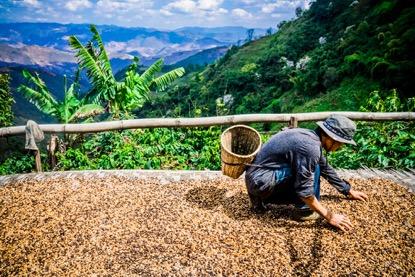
left=0, top=74, right=14, bottom=127
left=56, top=148, right=93, bottom=170
left=18, top=70, right=104, bottom=124
left=0, top=151, right=51, bottom=175
left=69, top=25, right=185, bottom=117
left=56, top=127, right=222, bottom=171
left=329, top=90, right=415, bottom=169
left=291, top=77, right=379, bottom=113
left=0, top=152, right=34, bottom=175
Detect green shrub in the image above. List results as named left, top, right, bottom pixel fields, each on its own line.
left=0, top=152, right=35, bottom=175
left=0, top=74, right=14, bottom=127
left=56, top=127, right=222, bottom=171
left=329, top=90, right=415, bottom=169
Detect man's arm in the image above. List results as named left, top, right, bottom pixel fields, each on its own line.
left=301, top=195, right=353, bottom=232
left=320, top=156, right=368, bottom=201
left=319, top=155, right=351, bottom=195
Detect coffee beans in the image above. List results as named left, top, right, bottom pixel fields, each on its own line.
left=0, top=175, right=413, bottom=275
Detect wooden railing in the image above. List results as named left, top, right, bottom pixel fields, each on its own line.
left=0, top=112, right=414, bottom=173
left=0, top=112, right=414, bottom=136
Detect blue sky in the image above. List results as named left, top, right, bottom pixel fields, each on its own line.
left=0, top=0, right=311, bottom=29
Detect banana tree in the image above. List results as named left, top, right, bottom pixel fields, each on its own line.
left=68, top=25, right=185, bottom=118
left=18, top=69, right=104, bottom=124
left=18, top=70, right=104, bottom=166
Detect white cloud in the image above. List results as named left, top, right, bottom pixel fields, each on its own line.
left=198, top=0, right=223, bottom=10
left=160, top=0, right=228, bottom=16
left=261, top=1, right=308, bottom=14
left=216, top=8, right=227, bottom=14
left=232, top=8, right=252, bottom=18
left=164, top=0, right=197, bottom=13
left=262, top=3, right=277, bottom=14
left=160, top=9, right=174, bottom=16
left=64, top=0, right=92, bottom=11
left=95, top=0, right=153, bottom=13
left=203, top=7, right=227, bottom=20
left=96, top=0, right=125, bottom=11
left=145, top=9, right=157, bottom=16
left=160, top=0, right=226, bottom=21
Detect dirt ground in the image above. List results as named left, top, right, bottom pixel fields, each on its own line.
left=0, top=174, right=414, bottom=276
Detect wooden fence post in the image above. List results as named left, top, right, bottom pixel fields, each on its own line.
left=34, top=150, right=42, bottom=172
left=48, top=134, right=58, bottom=169
left=289, top=116, right=298, bottom=128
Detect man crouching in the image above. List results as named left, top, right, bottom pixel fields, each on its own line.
left=245, top=115, right=368, bottom=232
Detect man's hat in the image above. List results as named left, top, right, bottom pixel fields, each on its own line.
left=316, top=115, right=357, bottom=145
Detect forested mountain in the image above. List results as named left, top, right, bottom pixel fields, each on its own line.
left=138, top=0, right=415, bottom=120
left=164, top=46, right=229, bottom=72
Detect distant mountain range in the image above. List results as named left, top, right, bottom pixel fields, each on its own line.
left=0, top=22, right=268, bottom=124
left=0, top=23, right=267, bottom=69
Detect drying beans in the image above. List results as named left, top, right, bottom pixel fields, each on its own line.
left=0, top=175, right=413, bottom=276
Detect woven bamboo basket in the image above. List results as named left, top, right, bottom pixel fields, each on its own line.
left=221, top=125, right=262, bottom=179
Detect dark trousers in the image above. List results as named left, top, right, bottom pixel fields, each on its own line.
left=262, top=165, right=321, bottom=209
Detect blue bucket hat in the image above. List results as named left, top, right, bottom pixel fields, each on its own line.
left=317, top=115, right=357, bottom=145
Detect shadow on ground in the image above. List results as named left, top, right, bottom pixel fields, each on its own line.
left=185, top=185, right=328, bottom=276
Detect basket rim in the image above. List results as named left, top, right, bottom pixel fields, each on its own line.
left=221, top=124, right=262, bottom=159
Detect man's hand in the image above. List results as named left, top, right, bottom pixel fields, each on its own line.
left=347, top=189, right=368, bottom=201
left=326, top=211, right=353, bottom=232
left=301, top=195, right=354, bottom=232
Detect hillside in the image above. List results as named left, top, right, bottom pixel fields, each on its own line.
left=163, top=46, right=229, bottom=72
left=138, top=0, right=415, bottom=121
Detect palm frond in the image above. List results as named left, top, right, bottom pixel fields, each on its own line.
left=132, top=80, right=150, bottom=99
left=18, top=85, right=57, bottom=116
left=68, top=35, right=107, bottom=86
left=68, top=104, right=105, bottom=122
left=18, top=70, right=59, bottom=116
left=90, top=25, right=114, bottom=78
left=64, top=83, right=77, bottom=102
left=86, top=41, right=98, bottom=61
left=21, top=70, right=58, bottom=106
left=63, top=84, right=81, bottom=123
left=152, top=67, right=185, bottom=91
left=140, top=58, right=164, bottom=84
left=82, top=88, right=102, bottom=105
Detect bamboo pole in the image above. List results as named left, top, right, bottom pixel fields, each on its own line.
left=289, top=116, right=298, bottom=128
left=0, top=112, right=414, bottom=137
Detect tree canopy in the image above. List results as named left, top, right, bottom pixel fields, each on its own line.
left=0, top=74, right=14, bottom=127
